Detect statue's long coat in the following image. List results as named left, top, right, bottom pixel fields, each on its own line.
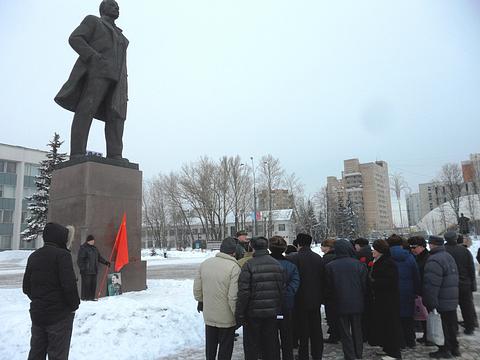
left=55, top=15, right=128, bottom=121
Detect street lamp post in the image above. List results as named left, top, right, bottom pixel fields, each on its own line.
left=251, top=156, right=257, bottom=236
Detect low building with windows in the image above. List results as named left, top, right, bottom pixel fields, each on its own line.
left=141, top=209, right=296, bottom=250
left=0, top=143, right=47, bottom=250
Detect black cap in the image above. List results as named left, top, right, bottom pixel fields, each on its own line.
left=408, top=236, right=426, bottom=248
left=444, top=231, right=457, bottom=244
left=250, top=236, right=268, bottom=250
left=428, top=235, right=444, bottom=246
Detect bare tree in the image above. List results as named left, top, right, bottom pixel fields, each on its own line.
left=259, top=155, right=284, bottom=237
left=390, top=172, right=409, bottom=228
left=312, top=187, right=329, bottom=240
left=143, top=177, right=168, bottom=250
left=439, top=163, right=464, bottom=222
left=228, top=156, right=252, bottom=232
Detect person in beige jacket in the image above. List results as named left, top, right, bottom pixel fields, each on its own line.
left=194, top=237, right=241, bottom=360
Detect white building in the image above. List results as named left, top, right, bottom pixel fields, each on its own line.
left=142, top=209, right=296, bottom=250
left=0, top=143, right=47, bottom=250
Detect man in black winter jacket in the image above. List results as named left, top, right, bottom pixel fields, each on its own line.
left=444, top=231, right=477, bottom=335
left=325, top=240, right=367, bottom=360
left=236, top=236, right=284, bottom=360
left=23, top=222, right=80, bottom=360
left=287, top=233, right=325, bottom=360
left=423, top=235, right=459, bottom=358
left=77, top=234, right=110, bottom=300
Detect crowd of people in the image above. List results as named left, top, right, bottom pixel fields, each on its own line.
left=194, top=230, right=479, bottom=360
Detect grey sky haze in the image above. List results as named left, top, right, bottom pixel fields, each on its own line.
left=1, top=0, right=480, bottom=210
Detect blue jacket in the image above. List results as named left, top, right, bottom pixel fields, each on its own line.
left=271, top=253, right=300, bottom=311
left=390, top=245, right=421, bottom=317
left=325, top=240, right=367, bottom=315
left=423, top=246, right=459, bottom=312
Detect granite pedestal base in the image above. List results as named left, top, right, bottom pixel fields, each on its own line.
left=48, top=157, right=146, bottom=297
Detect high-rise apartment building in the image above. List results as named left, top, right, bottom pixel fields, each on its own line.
left=327, top=158, right=393, bottom=234
left=0, top=143, right=47, bottom=250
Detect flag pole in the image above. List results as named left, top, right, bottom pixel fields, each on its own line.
left=96, top=236, right=118, bottom=299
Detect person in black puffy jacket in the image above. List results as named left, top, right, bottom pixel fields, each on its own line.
left=444, top=231, right=477, bottom=335
left=423, top=235, right=460, bottom=358
left=23, top=222, right=80, bottom=360
left=77, top=234, right=110, bottom=300
left=235, top=236, right=284, bottom=360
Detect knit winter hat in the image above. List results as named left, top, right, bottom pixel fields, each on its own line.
left=220, top=237, right=237, bottom=255
left=250, top=236, right=268, bottom=250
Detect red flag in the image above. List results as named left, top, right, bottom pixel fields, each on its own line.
left=114, top=213, right=129, bottom=272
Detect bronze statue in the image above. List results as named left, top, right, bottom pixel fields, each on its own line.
left=55, top=0, right=129, bottom=160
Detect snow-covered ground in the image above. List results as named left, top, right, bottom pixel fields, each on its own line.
left=142, top=248, right=216, bottom=266
left=0, top=279, right=204, bottom=360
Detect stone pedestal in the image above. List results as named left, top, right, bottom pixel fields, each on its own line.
left=48, top=156, right=146, bottom=297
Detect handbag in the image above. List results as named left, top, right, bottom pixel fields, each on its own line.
left=426, top=310, right=444, bottom=346
left=414, top=296, right=428, bottom=321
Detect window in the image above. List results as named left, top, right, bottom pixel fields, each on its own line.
left=21, top=211, right=28, bottom=223
left=0, top=185, right=15, bottom=198
left=0, top=161, right=4, bottom=172
left=278, top=224, right=286, bottom=231
left=6, top=161, right=16, bottom=173
left=0, top=210, right=14, bottom=223
left=24, top=164, right=40, bottom=177
left=0, top=235, right=12, bottom=249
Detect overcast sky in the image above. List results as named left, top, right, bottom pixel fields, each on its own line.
left=1, top=0, right=480, bottom=208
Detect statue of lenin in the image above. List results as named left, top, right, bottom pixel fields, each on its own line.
left=55, top=0, right=128, bottom=160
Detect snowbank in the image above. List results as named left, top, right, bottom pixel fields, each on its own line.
left=0, top=250, right=32, bottom=267
left=142, top=248, right=217, bottom=266
left=0, top=279, right=204, bottom=360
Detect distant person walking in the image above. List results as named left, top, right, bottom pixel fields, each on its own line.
left=194, top=237, right=241, bottom=360
left=287, top=233, right=325, bottom=360
left=23, top=223, right=80, bottom=360
left=77, top=235, right=110, bottom=300
left=325, top=239, right=367, bottom=360
left=423, top=235, right=460, bottom=358
left=236, top=236, right=284, bottom=360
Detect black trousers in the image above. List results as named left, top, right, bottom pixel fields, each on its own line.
left=337, top=314, right=363, bottom=360
left=81, top=274, right=97, bottom=300
left=439, top=311, right=459, bottom=353
left=400, top=316, right=416, bottom=348
left=28, top=313, right=75, bottom=360
left=243, top=317, right=279, bottom=360
left=325, top=304, right=340, bottom=341
left=70, top=76, right=124, bottom=158
left=459, top=287, right=477, bottom=332
left=205, top=325, right=235, bottom=360
left=296, top=308, right=323, bottom=360
left=277, top=311, right=294, bottom=360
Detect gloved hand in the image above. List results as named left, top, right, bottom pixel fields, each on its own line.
left=106, top=261, right=111, bottom=267
left=197, top=302, right=203, bottom=313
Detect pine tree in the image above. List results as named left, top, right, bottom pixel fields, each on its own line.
left=21, top=133, right=67, bottom=241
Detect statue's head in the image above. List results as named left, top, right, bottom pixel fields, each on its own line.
left=99, top=0, right=119, bottom=20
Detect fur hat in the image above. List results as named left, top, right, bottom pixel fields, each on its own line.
left=408, top=236, right=426, bottom=248
left=387, top=234, right=403, bottom=247
left=444, top=231, right=457, bottom=244
left=354, top=237, right=369, bottom=247
left=428, top=235, right=444, bottom=246
left=250, top=236, right=268, bottom=250
left=372, top=239, right=390, bottom=254
left=269, top=236, right=287, bottom=254
left=220, top=237, right=237, bottom=255
left=43, top=222, right=69, bottom=249
left=295, top=233, right=312, bottom=247
left=236, top=230, right=248, bottom=237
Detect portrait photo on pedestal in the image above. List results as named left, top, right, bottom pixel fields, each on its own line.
left=107, top=273, right=122, bottom=296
